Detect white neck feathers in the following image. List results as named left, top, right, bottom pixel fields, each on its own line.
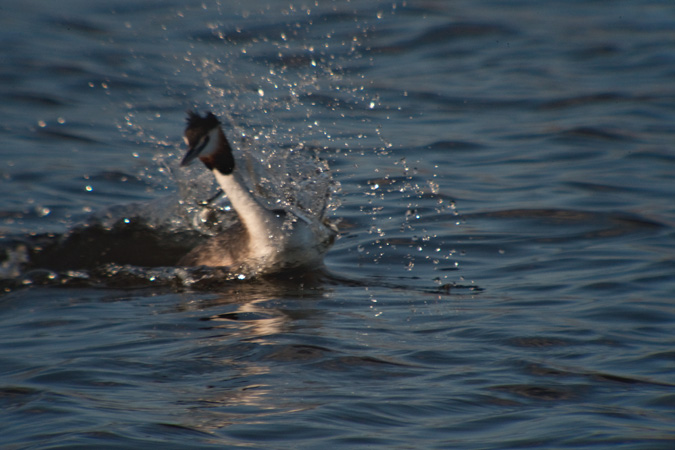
left=212, top=170, right=281, bottom=257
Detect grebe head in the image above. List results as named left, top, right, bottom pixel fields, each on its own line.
left=182, top=111, right=235, bottom=174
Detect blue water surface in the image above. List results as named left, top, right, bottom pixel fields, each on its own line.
left=1, top=1, right=674, bottom=448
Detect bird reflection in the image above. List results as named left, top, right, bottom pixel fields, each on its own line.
left=170, top=275, right=327, bottom=433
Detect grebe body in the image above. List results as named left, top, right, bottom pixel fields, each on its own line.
left=177, top=112, right=335, bottom=274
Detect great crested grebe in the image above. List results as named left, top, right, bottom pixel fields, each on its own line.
left=177, top=111, right=336, bottom=274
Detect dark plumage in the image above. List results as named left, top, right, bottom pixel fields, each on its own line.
left=184, top=111, right=220, bottom=148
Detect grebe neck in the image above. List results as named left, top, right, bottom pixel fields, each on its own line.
left=212, top=169, right=281, bottom=248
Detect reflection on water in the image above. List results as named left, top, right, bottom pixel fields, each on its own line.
left=170, top=285, right=317, bottom=433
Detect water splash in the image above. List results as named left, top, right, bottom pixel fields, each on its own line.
left=1, top=2, right=465, bottom=292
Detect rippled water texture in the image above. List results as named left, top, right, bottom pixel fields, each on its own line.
left=2, top=1, right=675, bottom=448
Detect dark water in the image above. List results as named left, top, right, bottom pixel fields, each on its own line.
left=2, top=0, right=675, bottom=448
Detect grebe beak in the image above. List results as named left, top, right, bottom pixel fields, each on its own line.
left=180, top=135, right=210, bottom=167
left=180, top=146, right=201, bottom=166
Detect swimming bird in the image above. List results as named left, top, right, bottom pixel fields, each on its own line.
left=177, top=111, right=335, bottom=275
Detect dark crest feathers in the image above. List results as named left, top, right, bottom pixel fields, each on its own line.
left=186, top=111, right=220, bottom=130
left=184, top=111, right=221, bottom=147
